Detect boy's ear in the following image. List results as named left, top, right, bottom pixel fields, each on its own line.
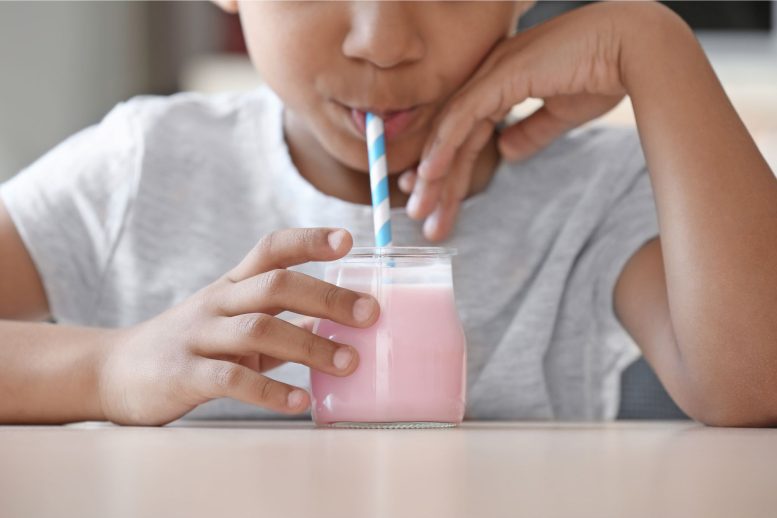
left=212, top=0, right=238, bottom=14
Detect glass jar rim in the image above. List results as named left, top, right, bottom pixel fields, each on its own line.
left=347, top=246, right=457, bottom=258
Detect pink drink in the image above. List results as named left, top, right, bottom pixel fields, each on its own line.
left=311, top=248, right=466, bottom=428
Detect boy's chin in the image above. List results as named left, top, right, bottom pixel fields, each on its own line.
left=327, top=142, right=420, bottom=176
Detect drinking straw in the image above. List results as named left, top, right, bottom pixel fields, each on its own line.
left=366, top=112, right=393, bottom=247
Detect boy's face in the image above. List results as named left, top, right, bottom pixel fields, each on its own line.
left=238, top=1, right=523, bottom=174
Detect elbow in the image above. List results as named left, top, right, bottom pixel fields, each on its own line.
left=690, top=406, right=777, bottom=428
left=680, top=378, right=777, bottom=428
left=670, top=330, right=777, bottom=427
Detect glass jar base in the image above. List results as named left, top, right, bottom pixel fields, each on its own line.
left=322, top=421, right=457, bottom=430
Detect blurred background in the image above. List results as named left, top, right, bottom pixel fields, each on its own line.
left=1, top=0, right=776, bottom=182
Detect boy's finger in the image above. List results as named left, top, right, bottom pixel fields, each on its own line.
left=422, top=120, right=491, bottom=241
left=497, top=105, right=572, bottom=162
left=407, top=175, right=445, bottom=220
left=199, top=314, right=358, bottom=377
left=226, top=228, right=353, bottom=283
left=451, top=119, right=495, bottom=199
left=398, top=170, right=417, bottom=193
left=420, top=73, right=528, bottom=182
left=195, top=359, right=310, bottom=414
left=423, top=201, right=461, bottom=243
left=423, top=168, right=468, bottom=241
left=410, top=117, right=492, bottom=223
left=217, top=269, right=380, bottom=328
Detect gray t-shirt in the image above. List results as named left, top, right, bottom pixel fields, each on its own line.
left=1, top=87, right=658, bottom=421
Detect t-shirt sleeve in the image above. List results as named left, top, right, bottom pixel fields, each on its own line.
left=570, top=148, right=660, bottom=419
left=0, top=102, right=141, bottom=324
left=592, top=166, right=658, bottom=354
left=542, top=127, right=661, bottom=420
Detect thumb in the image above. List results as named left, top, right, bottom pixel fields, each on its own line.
left=498, top=105, right=573, bottom=162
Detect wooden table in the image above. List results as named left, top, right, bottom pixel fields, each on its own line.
left=2, top=420, right=776, bottom=518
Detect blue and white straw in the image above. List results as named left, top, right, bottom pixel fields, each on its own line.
left=366, top=112, right=393, bottom=247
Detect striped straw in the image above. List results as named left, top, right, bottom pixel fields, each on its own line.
left=366, top=113, right=393, bottom=247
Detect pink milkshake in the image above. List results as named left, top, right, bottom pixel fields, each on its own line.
left=311, top=247, right=466, bottom=428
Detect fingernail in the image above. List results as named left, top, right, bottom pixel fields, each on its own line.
left=328, top=229, right=347, bottom=252
left=352, top=297, right=376, bottom=322
left=407, top=194, right=420, bottom=218
left=333, top=347, right=353, bottom=370
left=418, top=145, right=438, bottom=177
left=398, top=171, right=414, bottom=192
left=418, top=160, right=429, bottom=178
left=287, top=389, right=307, bottom=409
left=423, top=211, right=440, bottom=238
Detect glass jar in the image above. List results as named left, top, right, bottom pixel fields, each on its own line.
left=311, top=247, right=466, bottom=428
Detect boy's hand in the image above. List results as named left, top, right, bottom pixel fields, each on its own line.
left=402, top=2, right=633, bottom=241
left=97, top=228, right=378, bottom=425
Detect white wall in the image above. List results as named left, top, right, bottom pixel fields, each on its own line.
left=0, top=1, right=227, bottom=182
left=0, top=2, right=153, bottom=181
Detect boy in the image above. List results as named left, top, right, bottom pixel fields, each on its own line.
left=0, top=2, right=775, bottom=426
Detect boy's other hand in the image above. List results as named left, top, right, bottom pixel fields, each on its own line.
left=97, top=228, right=378, bottom=426
left=403, top=2, right=638, bottom=241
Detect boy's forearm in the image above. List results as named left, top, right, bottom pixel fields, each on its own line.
left=0, top=320, right=112, bottom=424
left=621, top=8, right=777, bottom=408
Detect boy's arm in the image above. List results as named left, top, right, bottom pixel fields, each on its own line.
left=0, top=199, right=109, bottom=422
left=614, top=6, right=777, bottom=426
left=0, top=200, right=49, bottom=320
left=0, top=320, right=110, bottom=423
left=0, top=219, right=378, bottom=425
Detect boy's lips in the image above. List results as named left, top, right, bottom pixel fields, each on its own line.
left=341, top=103, right=420, bottom=141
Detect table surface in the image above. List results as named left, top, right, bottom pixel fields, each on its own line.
left=2, top=420, right=776, bottom=518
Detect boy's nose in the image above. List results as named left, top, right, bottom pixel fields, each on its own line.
left=343, top=2, right=425, bottom=69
